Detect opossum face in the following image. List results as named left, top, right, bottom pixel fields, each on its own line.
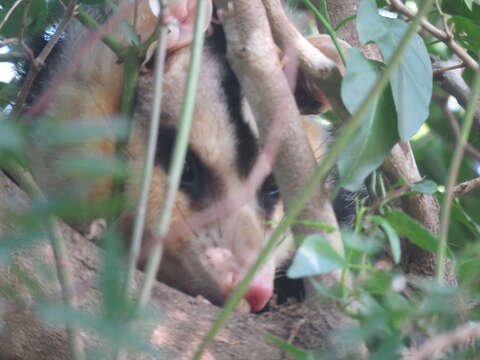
left=128, top=30, right=291, bottom=312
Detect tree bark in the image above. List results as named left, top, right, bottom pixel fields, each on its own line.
left=0, top=170, right=352, bottom=359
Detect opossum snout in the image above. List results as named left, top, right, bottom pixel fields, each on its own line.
left=202, top=247, right=275, bottom=313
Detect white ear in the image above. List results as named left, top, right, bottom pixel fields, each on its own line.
left=148, top=0, right=213, bottom=52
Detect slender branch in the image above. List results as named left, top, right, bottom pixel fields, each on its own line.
left=0, top=0, right=24, bottom=32
left=437, top=56, right=480, bottom=282
left=0, top=37, right=19, bottom=46
left=389, top=0, right=479, bottom=70
left=137, top=0, right=210, bottom=309
left=17, top=0, right=32, bottom=42
left=433, top=0, right=451, bottom=39
left=192, top=1, right=436, bottom=358
left=262, top=0, right=350, bottom=119
left=24, top=1, right=133, bottom=118
left=432, top=62, right=464, bottom=75
left=7, top=164, right=86, bottom=360
left=439, top=98, right=480, bottom=161
left=453, top=177, right=480, bottom=197
left=364, top=184, right=410, bottom=218
left=0, top=52, right=25, bottom=62
left=302, top=0, right=346, bottom=65
left=12, top=1, right=76, bottom=114
left=113, top=9, right=167, bottom=360
left=123, top=0, right=168, bottom=316
left=433, top=57, right=480, bottom=131
left=403, top=322, right=480, bottom=360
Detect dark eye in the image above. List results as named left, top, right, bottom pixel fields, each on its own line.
left=180, top=156, right=199, bottom=191
left=258, top=174, right=280, bottom=213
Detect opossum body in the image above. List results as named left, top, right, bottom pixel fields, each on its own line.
left=29, top=0, right=345, bottom=312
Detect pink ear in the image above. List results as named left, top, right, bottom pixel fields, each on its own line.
left=295, top=35, right=350, bottom=114
left=165, top=0, right=213, bottom=51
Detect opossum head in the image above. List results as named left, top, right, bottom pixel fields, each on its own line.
left=125, top=0, right=345, bottom=312
left=128, top=31, right=287, bottom=313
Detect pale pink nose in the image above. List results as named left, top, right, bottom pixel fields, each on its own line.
left=244, top=284, right=274, bottom=312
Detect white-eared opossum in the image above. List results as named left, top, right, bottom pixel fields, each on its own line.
left=27, top=0, right=347, bottom=312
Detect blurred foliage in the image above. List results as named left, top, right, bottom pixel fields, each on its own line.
left=0, top=0, right=479, bottom=359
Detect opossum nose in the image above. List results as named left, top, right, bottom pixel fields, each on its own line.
left=244, top=284, right=273, bottom=312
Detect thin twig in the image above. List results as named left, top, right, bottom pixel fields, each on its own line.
left=0, top=0, right=24, bottom=32
left=440, top=99, right=480, bottom=162
left=8, top=164, right=86, bottom=360
left=403, top=322, right=480, bottom=360
left=432, top=62, right=464, bottom=75
left=433, top=57, right=480, bottom=132
left=0, top=52, right=25, bottom=62
left=123, top=0, right=168, bottom=319
left=437, top=56, right=480, bottom=282
left=434, top=0, right=451, bottom=39
left=12, top=1, right=76, bottom=114
left=364, top=184, right=410, bottom=218
left=23, top=1, right=132, bottom=119
left=137, top=0, right=210, bottom=309
left=389, top=0, right=479, bottom=70
left=0, top=37, right=19, bottom=46
left=17, top=0, right=32, bottom=42
left=453, top=177, right=480, bottom=197
left=302, top=0, right=346, bottom=65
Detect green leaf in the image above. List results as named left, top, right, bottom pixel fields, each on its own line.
left=369, top=216, right=401, bottom=263
left=264, top=333, right=313, bottom=360
left=449, top=16, right=480, bottom=54
left=292, top=220, right=337, bottom=233
left=79, top=0, right=107, bottom=4
left=437, top=193, right=480, bottom=240
left=384, top=210, right=438, bottom=252
left=31, top=117, right=128, bottom=148
left=342, top=229, right=382, bottom=254
left=287, top=234, right=347, bottom=278
left=0, top=119, right=25, bottom=156
left=410, top=179, right=438, bottom=194
left=119, top=20, right=140, bottom=45
left=56, top=154, right=127, bottom=179
left=443, top=0, right=480, bottom=22
left=357, top=0, right=432, bottom=140
left=339, top=48, right=399, bottom=191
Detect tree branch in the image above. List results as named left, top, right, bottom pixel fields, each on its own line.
left=453, top=177, right=480, bottom=197
left=433, top=57, right=480, bottom=132
left=389, top=0, right=479, bottom=71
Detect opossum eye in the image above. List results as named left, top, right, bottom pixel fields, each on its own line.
left=258, top=174, right=280, bottom=213
left=180, top=156, right=199, bottom=191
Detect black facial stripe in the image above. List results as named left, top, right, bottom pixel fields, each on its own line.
left=155, top=123, right=222, bottom=210
left=206, top=22, right=282, bottom=214
left=221, top=61, right=259, bottom=178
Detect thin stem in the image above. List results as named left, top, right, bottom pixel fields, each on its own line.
left=0, top=0, right=24, bottom=32
left=119, top=46, right=140, bottom=117
left=192, top=1, right=435, bottom=359
left=9, top=164, right=86, bottom=360
left=436, top=55, right=480, bottom=282
left=73, top=5, right=126, bottom=58
left=137, top=0, right=209, bottom=309
left=302, top=0, right=346, bottom=66
left=389, top=0, right=479, bottom=70
left=12, top=0, right=76, bottom=114
left=123, top=0, right=168, bottom=310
